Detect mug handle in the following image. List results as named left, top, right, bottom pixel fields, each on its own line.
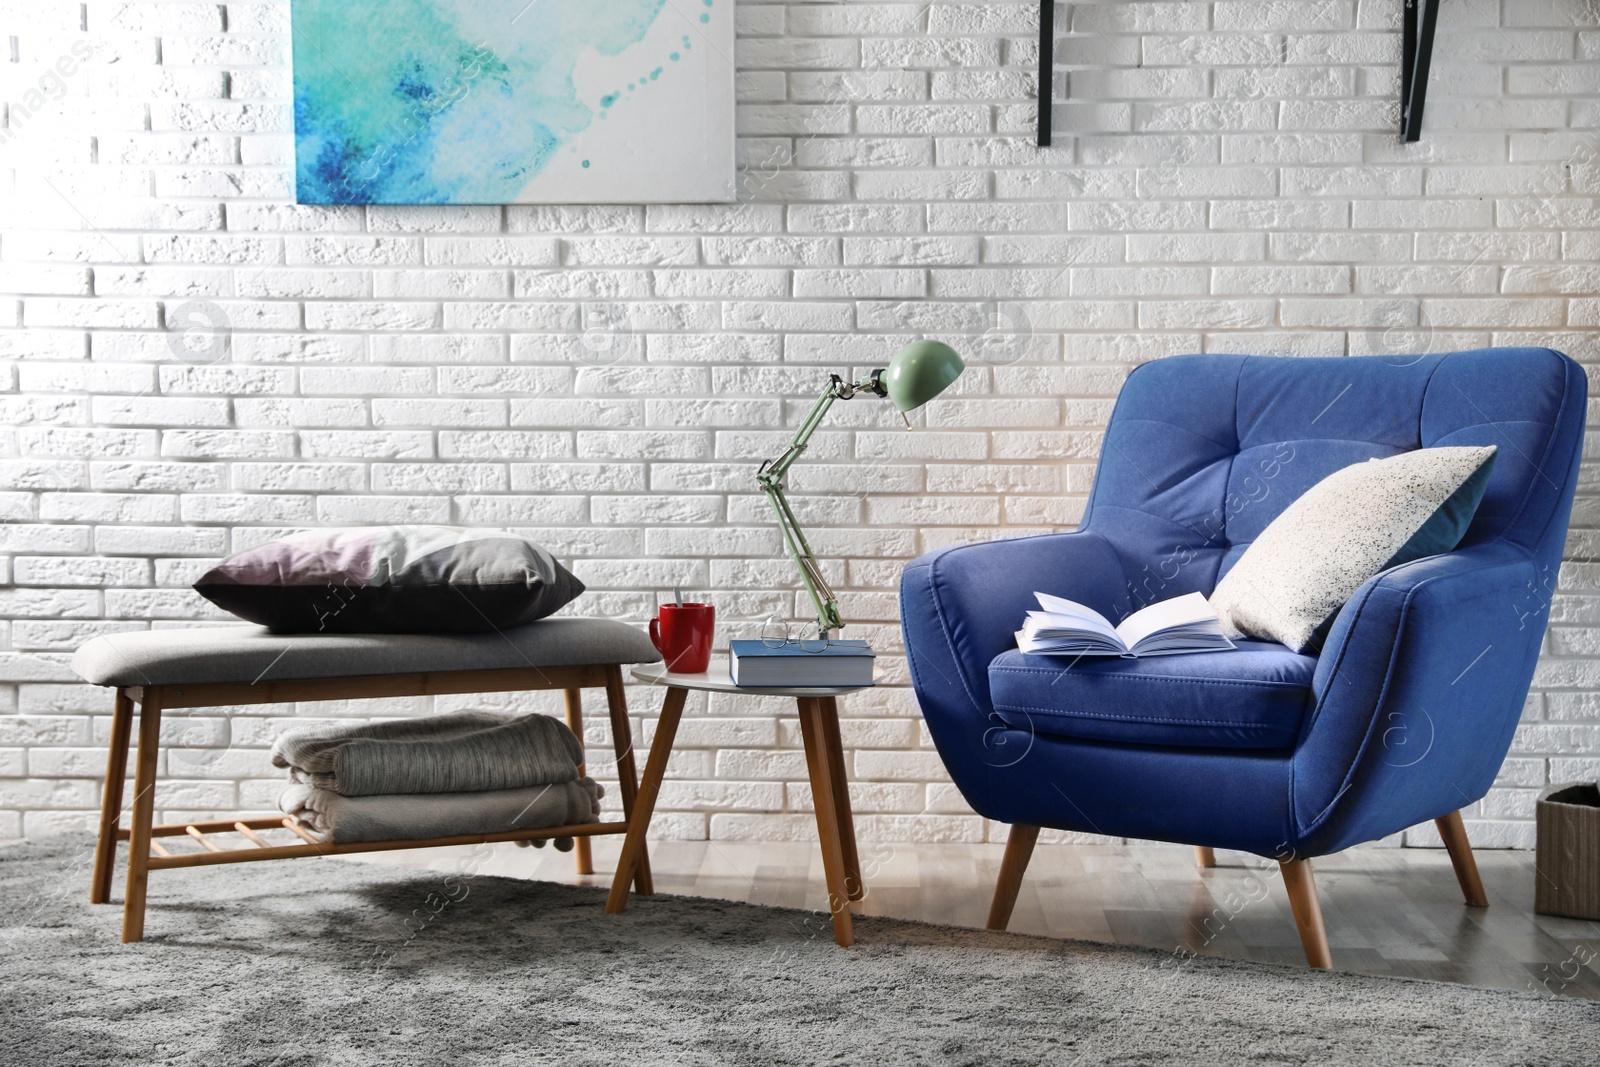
left=649, top=616, right=662, bottom=653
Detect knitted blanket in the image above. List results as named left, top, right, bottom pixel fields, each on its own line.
left=278, top=777, right=605, bottom=844
left=270, top=710, right=583, bottom=797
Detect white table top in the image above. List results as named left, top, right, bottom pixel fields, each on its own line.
left=631, top=656, right=878, bottom=697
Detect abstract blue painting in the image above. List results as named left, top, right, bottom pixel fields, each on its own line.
left=291, top=0, right=734, bottom=204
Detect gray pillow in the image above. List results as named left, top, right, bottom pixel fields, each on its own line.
left=1208, top=446, right=1497, bottom=654
left=194, top=525, right=584, bottom=634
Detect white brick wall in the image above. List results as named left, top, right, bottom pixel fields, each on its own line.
left=0, top=0, right=1596, bottom=849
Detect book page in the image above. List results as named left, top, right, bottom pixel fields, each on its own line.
left=1113, top=592, right=1219, bottom=649
left=1034, top=593, right=1118, bottom=636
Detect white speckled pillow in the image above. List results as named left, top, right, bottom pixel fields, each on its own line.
left=1208, top=446, right=1497, bottom=654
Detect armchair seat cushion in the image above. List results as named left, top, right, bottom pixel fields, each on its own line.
left=988, top=640, right=1317, bottom=751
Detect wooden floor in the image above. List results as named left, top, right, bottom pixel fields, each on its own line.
left=347, top=839, right=1600, bottom=1001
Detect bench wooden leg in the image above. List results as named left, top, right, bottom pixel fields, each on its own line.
left=604, top=665, right=652, bottom=896
left=606, top=684, right=686, bottom=914
left=563, top=687, right=595, bottom=876
left=819, top=697, right=863, bottom=902
left=122, top=688, right=162, bottom=943
left=91, top=688, right=135, bottom=904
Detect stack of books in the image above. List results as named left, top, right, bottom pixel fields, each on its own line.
left=1016, top=591, right=1235, bottom=658
left=729, top=640, right=875, bottom=687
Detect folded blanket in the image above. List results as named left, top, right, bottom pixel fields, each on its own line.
left=278, top=777, right=605, bottom=844
left=270, top=710, right=583, bottom=797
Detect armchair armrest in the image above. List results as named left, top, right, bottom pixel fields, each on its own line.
left=902, top=531, right=1130, bottom=715
left=900, top=531, right=1130, bottom=808
left=1291, top=542, right=1547, bottom=854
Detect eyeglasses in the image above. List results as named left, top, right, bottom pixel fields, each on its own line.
left=761, top=616, right=836, bottom=653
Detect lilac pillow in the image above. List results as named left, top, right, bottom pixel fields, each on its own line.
left=194, top=526, right=584, bottom=634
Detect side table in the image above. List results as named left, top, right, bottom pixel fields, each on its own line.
left=605, top=659, right=871, bottom=946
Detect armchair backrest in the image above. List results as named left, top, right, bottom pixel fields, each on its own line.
left=1085, top=349, right=1587, bottom=611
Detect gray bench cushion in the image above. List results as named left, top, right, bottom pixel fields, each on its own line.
left=72, top=618, right=661, bottom=688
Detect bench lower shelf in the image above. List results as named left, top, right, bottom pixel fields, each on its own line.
left=119, top=816, right=631, bottom=870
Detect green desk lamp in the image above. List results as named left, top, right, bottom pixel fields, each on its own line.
left=758, top=340, right=966, bottom=636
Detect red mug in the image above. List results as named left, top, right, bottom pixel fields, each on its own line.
left=650, top=602, right=715, bottom=674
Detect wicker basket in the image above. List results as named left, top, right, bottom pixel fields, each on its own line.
left=1535, top=783, right=1600, bottom=920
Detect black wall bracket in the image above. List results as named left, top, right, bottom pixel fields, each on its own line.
left=1401, top=0, right=1441, bottom=141
left=1037, top=2, right=1443, bottom=148
left=1037, top=1, right=1054, bottom=146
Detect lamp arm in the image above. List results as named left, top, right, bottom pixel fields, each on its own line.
left=757, top=374, right=883, bottom=634
left=763, top=479, right=843, bottom=633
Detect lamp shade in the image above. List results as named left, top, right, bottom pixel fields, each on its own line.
left=884, top=340, right=965, bottom=412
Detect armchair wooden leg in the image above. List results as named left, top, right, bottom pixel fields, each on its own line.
left=986, top=825, right=1040, bottom=931
left=1435, top=809, right=1488, bottom=907
left=1194, top=846, right=1216, bottom=869
left=562, top=688, right=594, bottom=877
left=1279, top=856, right=1332, bottom=969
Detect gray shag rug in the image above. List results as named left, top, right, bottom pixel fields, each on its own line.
left=4, top=836, right=1598, bottom=1066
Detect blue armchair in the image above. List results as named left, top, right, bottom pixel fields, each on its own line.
left=900, top=348, right=1585, bottom=968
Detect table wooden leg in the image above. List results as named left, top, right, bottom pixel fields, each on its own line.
left=122, top=688, right=162, bottom=943
left=819, top=696, right=862, bottom=902
left=797, top=696, right=855, bottom=947
left=604, top=665, right=652, bottom=896
left=91, top=688, right=135, bottom=905
left=563, top=687, right=594, bottom=876
left=606, top=685, right=686, bottom=914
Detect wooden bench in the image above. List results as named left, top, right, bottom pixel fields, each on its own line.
left=72, top=619, right=662, bottom=943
